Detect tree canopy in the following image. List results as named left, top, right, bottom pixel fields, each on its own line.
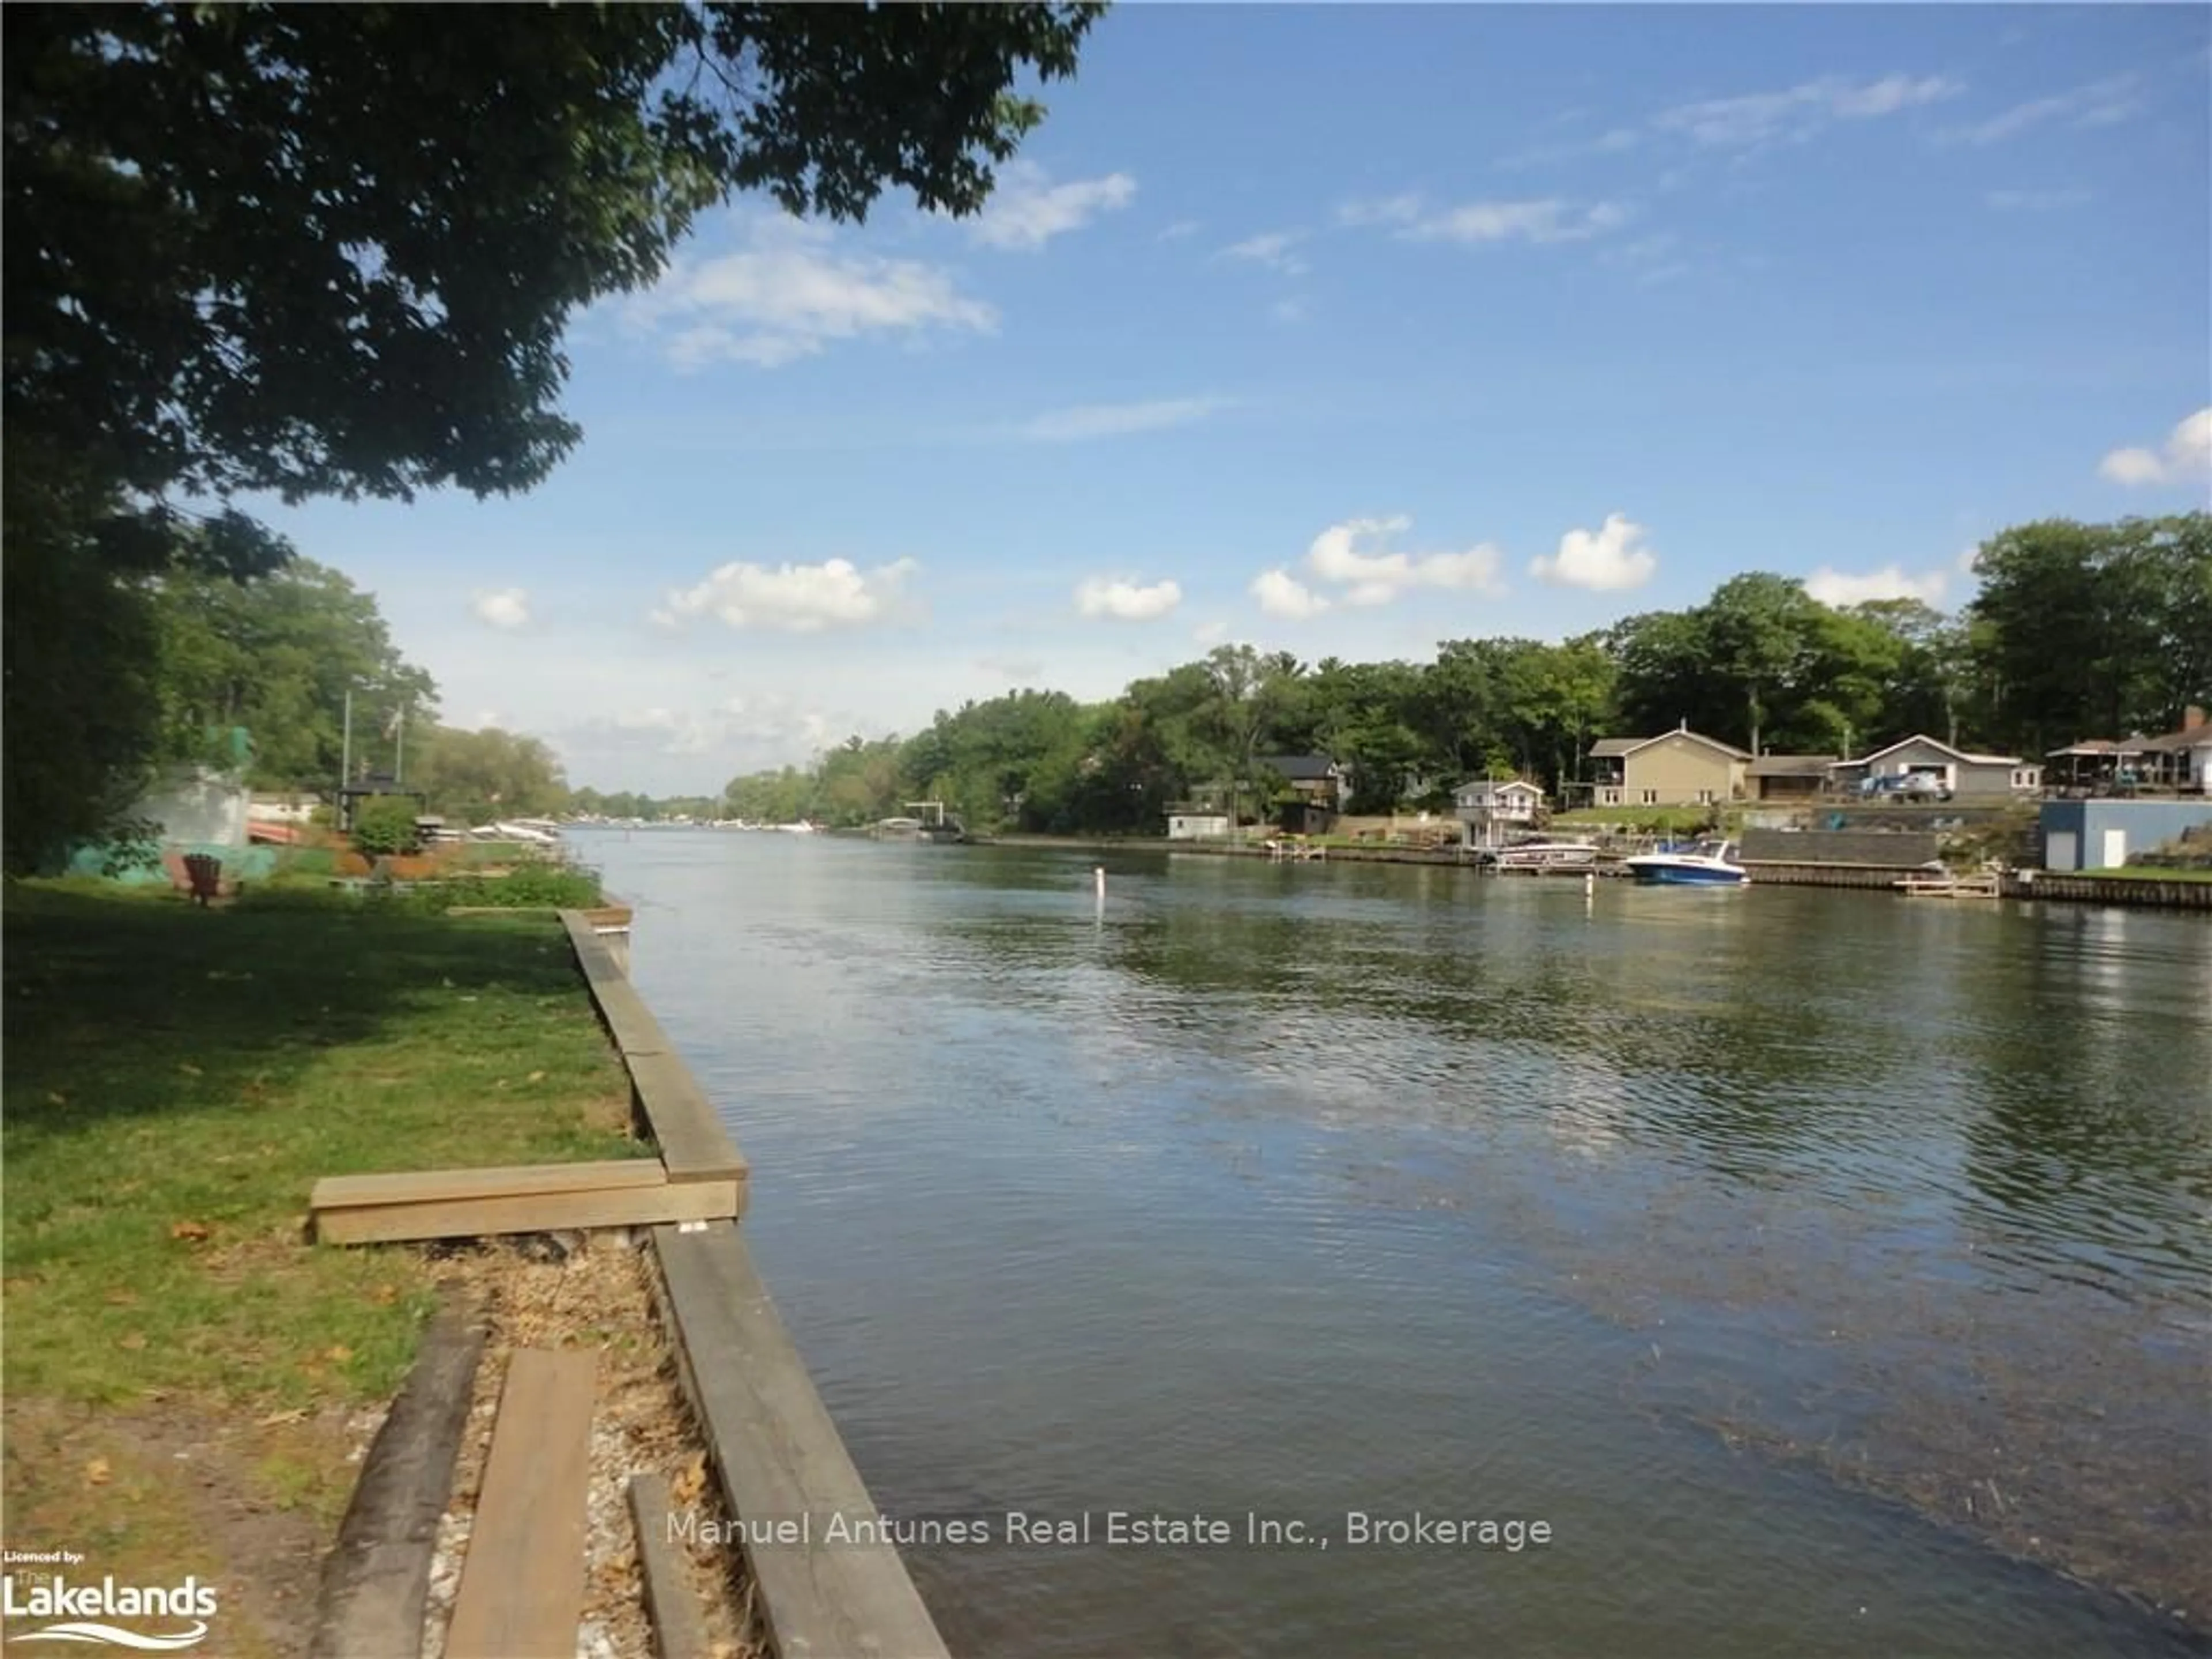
left=1, top=1, right=1105, bottom=869
left=701, top=513, right=2209, bottom=835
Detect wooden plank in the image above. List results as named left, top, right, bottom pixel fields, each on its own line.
left=312, top=1159, right=665, bottom=1213
left=626, top=1050, right=748, bottom=1188
left=315, top=1177, right=740, bottom=1246
left=627, top=1473, right=709, bottom=1659
left=562, top=911, right=667, bottom=1055
left=445, top=1349, right=597, bottom=1659
left=592, top=977, right=670, bottom=1059
left=309, top=1298, right=488, bottom=1659
left=558, top=906, right=748, bottom=1188
left=652, top=1222, right=950, bottom=1659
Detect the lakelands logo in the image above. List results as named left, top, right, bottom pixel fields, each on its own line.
left=2, top=1559, right=218, bottom=1650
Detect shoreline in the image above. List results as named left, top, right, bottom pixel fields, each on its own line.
left=968, top=835, right=2212, bottom=909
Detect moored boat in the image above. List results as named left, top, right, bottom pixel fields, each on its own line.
left=1478, top=839, right=1601, bottom=870
left=1623, top=838, right=1749, bottom=886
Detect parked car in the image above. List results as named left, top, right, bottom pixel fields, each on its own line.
left=1860, top=773, right=1952, bottom=803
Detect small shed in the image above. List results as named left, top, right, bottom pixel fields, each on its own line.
left=1747, top=755, right=1838, bottom=801
left=2038, top=798, right=2212, bottom=872
left=1166, top=810, right=1231, bottom=842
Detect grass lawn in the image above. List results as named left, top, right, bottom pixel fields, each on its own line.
left=2082, top=865, right=2212, bottom=882
left=1, top=882, right=643, bottom=1649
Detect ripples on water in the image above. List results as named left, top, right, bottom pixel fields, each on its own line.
left=589, top=833, right=2211, bottom=1658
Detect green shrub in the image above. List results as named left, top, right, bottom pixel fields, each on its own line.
left=397, top=864, right=604, bottom=912
left=351, top=796, right=420, bottom=857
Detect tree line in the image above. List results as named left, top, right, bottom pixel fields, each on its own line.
left=15, top=512, right=2198, bottom=857
left=715, top=514, right=2210, bottom=834
left=11, top=554, right=571, bottom=859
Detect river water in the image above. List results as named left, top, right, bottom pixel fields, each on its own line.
left=575, top=830, right=2211, bottom=1659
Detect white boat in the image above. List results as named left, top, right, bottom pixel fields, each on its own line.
left=1622, top=838, right=1749, bottom=887
left=1477, top=839, right=1601, bottom=869
left=772, top=820, right=818, bottom=835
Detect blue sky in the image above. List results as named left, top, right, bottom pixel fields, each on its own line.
left=255, top=5, right=2212, bottom=795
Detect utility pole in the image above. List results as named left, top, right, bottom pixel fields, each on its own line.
left=395, top=701, right=407, bottom=784
left=340, top=687, right=354, bottom=830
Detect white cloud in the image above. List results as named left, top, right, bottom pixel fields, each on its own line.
left=1944, top=75, right=2141, bottom=146
left=470, top=588, right=531, bottom=631
left=1192, top=620, right=1229, bottom=645
left=1220, top=230, right=1309, bottom=275
left=1986, top=187, right=2091, bottom=211
left=1530, top=514, right=1658, bottom=592
left=1017, top=396, right=1226, bottom=442
left=968, top=162, right=1137, bottom=251
left=1603, top=232, right=1693, bottom=285
left=1267, top=516, right=1509, bottom=613
left=1270, top=297, right=1310, bottom=325
left=2099, top=408, right=2212, bottom=487
left=1075, top=577, right=1184, bottom=622
left=1498, top=126, right=1644, bottom=170
left=1375, top=196, right=1629, bottom=246
left=1251, top=570, right=1331, bottom=619
left=658, top=557, right=919, bottom=633
left=1655, top=73, right=1963, bottom=149
left=1803, top=564, right=1951, bottom=608
left=575, top=697, right=839, bottom=762
left=1157, top=219, right=1202, bottom=242
left=624, top=217, right=994, bottom=370
left=1336, top=194, right=1426, bottom=229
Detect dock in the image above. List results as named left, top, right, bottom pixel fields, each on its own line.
left=1894, top=871, right=2002, bottom=899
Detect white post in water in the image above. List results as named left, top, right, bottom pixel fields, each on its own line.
left=1094, top=866, right=1107, bottom=904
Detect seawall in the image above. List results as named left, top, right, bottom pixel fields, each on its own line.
left=557, top=907, right=953, bottom=1659
left=980, top=836, right=2211, bottom=910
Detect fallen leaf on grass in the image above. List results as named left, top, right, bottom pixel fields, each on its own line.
left=46, top=1091, right=66, bottom=1106
left=171, top=1221, right=211, bottom=1243
left=370, top=1283, right=399, bottom=1306
left=85, top=1457, right=112, bottom=1486
left=104, top=1289, right=137, bottom=1306
left=324, top=1345, right=354, bottom=1364
left=257, top=1408, right=309, bottom=1427
left=527, top=1070, right=547, bottom=1084
left=118, top=1334, right=147, bottom=1351
left=178, top=1063, right=203, bottom=1077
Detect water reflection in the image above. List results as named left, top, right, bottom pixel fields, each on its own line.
left=582, top=832, right=2211, bottom=1656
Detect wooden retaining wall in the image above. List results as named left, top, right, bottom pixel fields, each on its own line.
left=1743, top=863, right=2212, bottom=910
left=556, top=911, right=953, bottom=1659
left=2002, top=872, right=2212, bottom=911
left=1741, top=862, right=1925, bottom=891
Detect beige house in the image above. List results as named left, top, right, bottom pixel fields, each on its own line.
left=1587, top=725, right=1752, bottom=807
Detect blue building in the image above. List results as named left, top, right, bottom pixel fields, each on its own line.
left=2039, top=799, right=2212, bottom=872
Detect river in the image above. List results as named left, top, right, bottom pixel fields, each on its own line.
left=574, top=830, right=2211, bottom=1659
